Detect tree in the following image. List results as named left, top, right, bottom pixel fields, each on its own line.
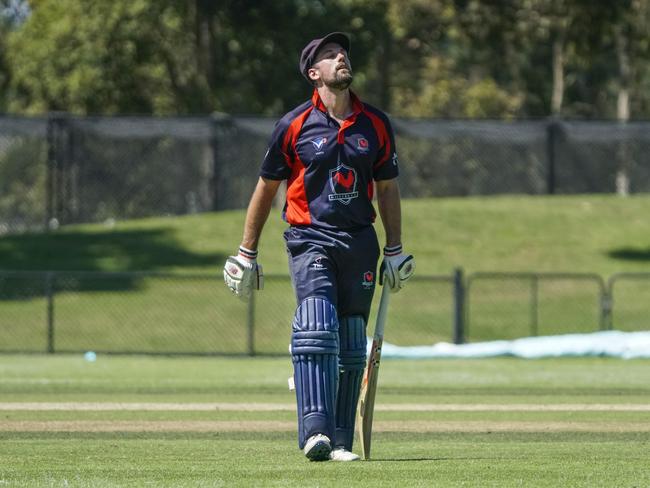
left=7, top=0, right=215, bottom=114
left=0, top=0, right=31, bottom=110
left=5, top=0, right=391, bottom=115
left=0, top=22, right=9, bottom=111
left=387, top=0, right=525, bottom=117
left=4, top=0, right=650, bottom=118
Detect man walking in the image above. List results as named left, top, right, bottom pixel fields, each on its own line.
left=223, top=32, right=414, bottom=461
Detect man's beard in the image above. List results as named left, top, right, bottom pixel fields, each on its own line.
left=326, top=69, right=353, bottom=90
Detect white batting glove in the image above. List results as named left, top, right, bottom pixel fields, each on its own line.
left=379, top=244, right=415, bottom=293
left=223, top=246, right=264, bottom=300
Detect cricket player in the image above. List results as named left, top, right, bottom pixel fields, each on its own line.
left=223, top=32, right=414, bottom=462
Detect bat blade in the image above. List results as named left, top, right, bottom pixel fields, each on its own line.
left=358, top=336, right=383, bottom=460
left=357, top=283, right=390, bottom=460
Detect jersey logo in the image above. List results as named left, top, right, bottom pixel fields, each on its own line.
left=310, top=256, right=326, bottom=270
left=357, top=137, right=369, bottom=153
left=362, top=270, right=374, bottom=289
left=311, top=137, right=327, bottom=151
left=328, top=164, right=359, bottom=205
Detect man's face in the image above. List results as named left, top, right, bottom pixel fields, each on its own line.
left=309, top=42, right=353, bottom=90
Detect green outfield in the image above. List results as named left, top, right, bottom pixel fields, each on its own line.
left=2, top=195, right=650, bottom=275
left=1, top=195, right=650, bottom=353
left=1, top=195, right=649, bottom=485
left=1, top=355, right=649, bottom=487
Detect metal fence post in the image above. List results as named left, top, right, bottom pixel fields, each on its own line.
left=45, top=272, right=55, bottom=353
left=599, top=277, right=611, bottom=330
left=247, top=291, right=256, bottom=356
left=453, top=268, right=465, bottom=344
left=46, top=113, right=71, bottom=231
left=530, top=274, right=539, bottom=336
left=209, top=113, right=230, bottom=211
left=600, top=291, right=612, bottom=330
left=546, top=119, right=558, bottom=195
left=45, top=116, right=57, bottom=232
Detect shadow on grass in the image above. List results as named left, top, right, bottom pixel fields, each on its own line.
left=0, top=228, right=224, bottom=299
left=367, top=457, right=454, bottom=462
left=607, top=247, right=650, bottom=262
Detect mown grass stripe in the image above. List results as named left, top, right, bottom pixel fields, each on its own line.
left=1, top=420, right=649, bottom=433
left=2, top=402, right=650, bottom=411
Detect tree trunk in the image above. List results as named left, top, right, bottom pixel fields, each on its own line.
left=189, top=0, right=215, bottom=112
left=614, top=23, right=631, bottom=196
left=378, top=24, right=392, bottom=111
left=550, top=29, right=565, bottom=116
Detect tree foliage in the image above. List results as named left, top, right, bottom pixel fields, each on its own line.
left=2, top=0, right=650, bottom=118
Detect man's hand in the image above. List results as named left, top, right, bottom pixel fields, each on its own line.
left=379, top=244, right=415, bottom=293
left=223, top=247, right=264, bottom=300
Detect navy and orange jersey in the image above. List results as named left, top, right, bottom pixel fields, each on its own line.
left=260, top=89, right=399, bottom=230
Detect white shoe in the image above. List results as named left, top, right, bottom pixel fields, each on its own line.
left=304, top=434, right=331, bottom=462
left=329, top=448, right=360, bottom=462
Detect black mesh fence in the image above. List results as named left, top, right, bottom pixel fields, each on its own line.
left=1, top=115, right=650, bottom=233
left=393, top=119, right=550, bottom=197
left=213, top=116, right=278, bottom=210
left=55, top=116, right=217, bottom=224
left=0, top=116, right=49, bottom=233
left=1, top=270, right=646, bottom=355
left=554, top=121, right=650, bottom=194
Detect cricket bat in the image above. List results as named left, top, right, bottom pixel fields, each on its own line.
left=357, top=281, right=391, bottom=460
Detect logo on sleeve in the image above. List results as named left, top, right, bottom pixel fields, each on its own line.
left=392, top=152, right=398, bottom=166
left=328, top=164, right=359, bottom=205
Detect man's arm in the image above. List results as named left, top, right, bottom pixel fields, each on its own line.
left=240, top=177, right=283, bottom=250
left=375, top=178, right=402, bottom=248
left=376, top=178, right=415, bottom=292
left=223, top=177, right=281, bottom=300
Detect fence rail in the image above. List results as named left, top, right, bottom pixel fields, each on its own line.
left=1, top=269, right=647, bottom=355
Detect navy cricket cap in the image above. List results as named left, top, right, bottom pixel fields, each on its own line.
left=299, top=32, right=351, bottom=82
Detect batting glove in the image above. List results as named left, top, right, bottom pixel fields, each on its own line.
left=379, top=244, right=415, bottom=293
left=223, top=246, right=264, bottom=301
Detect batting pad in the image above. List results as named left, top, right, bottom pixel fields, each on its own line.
left=335, top=315, right=366, bottom=450
left=291, top=296, right=339, bottom=449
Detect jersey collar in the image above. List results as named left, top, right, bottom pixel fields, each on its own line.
left=311, top=89, right=364, bottom=119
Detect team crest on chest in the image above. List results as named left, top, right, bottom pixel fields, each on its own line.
left=328, top=164, right=359, bottom=205
left=356, top=137, right=369, bottom=153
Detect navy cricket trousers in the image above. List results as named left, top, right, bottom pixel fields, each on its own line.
left=283, top=225, right=380, bottom=321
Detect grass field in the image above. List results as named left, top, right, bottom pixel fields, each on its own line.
left=1, top=355, right=649, bottom=487
left=2, top=195, right=650, bottom=275
left=1, top=196, right=649, bottom=485
left=1, top=195, right=650, bottom=353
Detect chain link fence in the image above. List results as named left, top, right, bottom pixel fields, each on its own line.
left=465, top=272, right=607, bottom=342
left=0, top=270, right=646, bottom=355
left=606, top=273, right=650, bottom=332
left=0, top=271, right=454, bottom=355
left=2, top=115, right=650, bottom=233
